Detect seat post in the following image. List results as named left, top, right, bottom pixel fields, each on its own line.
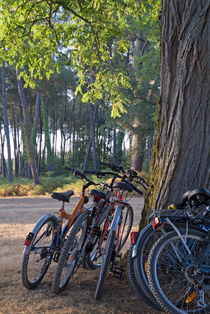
left=60, top=201, right=65, bottom=212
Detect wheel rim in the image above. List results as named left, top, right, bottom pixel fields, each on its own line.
left=153, top=233, right=210, bottom=313
left=27, top=222, right=54, bottom=283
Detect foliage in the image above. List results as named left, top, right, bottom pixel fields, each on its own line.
left=0, top=0, right=160, bottom=113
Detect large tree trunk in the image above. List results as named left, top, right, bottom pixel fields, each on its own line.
left=1, top=61, right=13, bottom=182
left=16, top=71, right=40, bottom=185
left=142, top=0, right=210, bottom=226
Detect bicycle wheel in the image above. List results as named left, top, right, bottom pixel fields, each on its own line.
left=52, top=212, right=89, bottom=294
left=22, top=215, right=58, bottom=289
left=148, top=229, right=210, bottom=313
left=127, top=244, right=161, bottom=310
left=84, top=216, right=110, bottom=270
left=94, top=229, right=116, bottom=300
left=133, top=223, right=163, bottom=311
left=116, top=205, right=133, bottom=252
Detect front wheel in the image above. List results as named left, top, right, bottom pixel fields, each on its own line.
left=116, top=205, right=133, bottom=252
left=52, top=212, right=89, bottom=294
left=22, top=216, right=58, bottom=289
left=94, top=229, right=116, bottom=300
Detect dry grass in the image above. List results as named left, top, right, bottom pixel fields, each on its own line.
left=0, top=197, right=157, bottom=314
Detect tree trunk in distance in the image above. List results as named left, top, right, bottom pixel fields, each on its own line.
left=0, top=129, right=7, bottom=177
left=83, top=103, right=99, bottom=171
left=40, top=96, right=53, bottom=169
left=1, top=61, right=13, bottom=182
left=131, top=131, right=145, bottom=172
left=16, top=71, right=40, bottom=185
left=141, top=1, right=210, bottom=228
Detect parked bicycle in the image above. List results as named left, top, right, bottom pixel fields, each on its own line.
left=127, top=188, right=210, bottom=312
left=21, top=168, right=97, bottom=289
left=51, top=163, right=147, bottom=296
left=51, top=167, right=124, bottom=294
left=147, top=188, right=210, bottom=313
left=93, top=162, right=147, bottom=299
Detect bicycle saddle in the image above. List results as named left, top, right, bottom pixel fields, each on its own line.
left=188, top=188, right=210, bottom=201
left=113, top=182, right=133, bottom=192
left=89, top=189, right=106, bottom=200
left=51, top=190, right=74, bottom=203
left=180, top=190, right=192, bottom=203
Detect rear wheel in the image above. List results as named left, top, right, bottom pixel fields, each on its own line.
left=86, top=205, right=133, bottom=270
left=22, top=216, right=58, bottom=289
left=148, top=229, right=209, bottom=313
left=52, top=212, right=89, bottom=294
left=84, top=217, right=110, bottom=269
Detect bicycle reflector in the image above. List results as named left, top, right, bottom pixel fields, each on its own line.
left=130, top=232, right=138, bottom=245
left=24, top=232, right=34, bottom=246
left=151, top=217, right=161, bottom=230
left=185, top=291, right=198, bottom=303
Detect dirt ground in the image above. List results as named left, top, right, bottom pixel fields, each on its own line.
left=0, top=196, right=158, bottom=314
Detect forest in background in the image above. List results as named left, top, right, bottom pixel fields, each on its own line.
left=0, top=1, right=160, bottom=185
left=0, top=0, right=208, bottom=206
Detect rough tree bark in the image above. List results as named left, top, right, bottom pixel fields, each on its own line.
left=141, top=0, right=210, bottom=227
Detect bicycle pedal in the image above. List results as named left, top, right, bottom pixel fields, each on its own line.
left=92, top=226, right=101, bottom=236
left=53, top=251, right=60, bottom=262
left=111, top=267, right=125, bottom=279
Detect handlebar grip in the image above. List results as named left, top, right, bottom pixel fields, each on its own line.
left=65, top=167, right=88, bottom=180
left=132, top=185, right=143, bottom=195
left=100, top=162, right=124, bottom=173
left=74, top=169, right=88, bottom=180
left=126, top=181, right=143, bottom=195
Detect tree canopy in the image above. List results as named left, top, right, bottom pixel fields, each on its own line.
left=0, top=0, right=160, bottom=115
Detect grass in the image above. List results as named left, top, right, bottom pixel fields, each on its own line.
left=0, top=175, right=85, bottom=197
left=0, top=170, right=148, bottom=198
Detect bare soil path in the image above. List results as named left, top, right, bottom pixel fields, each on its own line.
left=0, top=196, right=158, bottom=314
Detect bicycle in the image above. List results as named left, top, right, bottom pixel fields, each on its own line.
left=51, top=163, right=145, bottom=295
left=94, top=163, right=146, bottom=299
left=51, top=167, right=133, bottom=293
left=127, top=188, right=210, bottom=311
left=21, top=168, right=97, bottom=289
left=147, top=188, right=210, bottom=313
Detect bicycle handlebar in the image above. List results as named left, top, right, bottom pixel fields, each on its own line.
left=100, top=162, right=125, bottom=173
left=65, top=167, right=96, bottom=184
left=124, top=181, right=143, bottom=195
left=100, top=162, right=148, bottom=190
left=84, top=170, right=122, bottom=179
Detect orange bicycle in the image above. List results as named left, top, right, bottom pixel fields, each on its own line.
left=21, top=168, right=97, bottom=289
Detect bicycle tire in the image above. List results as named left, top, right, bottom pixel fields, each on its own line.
left=127, top=245, right=160, bottom=309
left=22, top=216, right=58, bottom=289
left=148, top=229, right=209, bottom=313
left=133, top=224, right=163, bottom=311
left=86, top=205, right=133, bottom=270
left=52, top=212, right=89, bottom=294
left=116, top=205, right=133, bottom=252
left=94, top=229, right=115, bottom=300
